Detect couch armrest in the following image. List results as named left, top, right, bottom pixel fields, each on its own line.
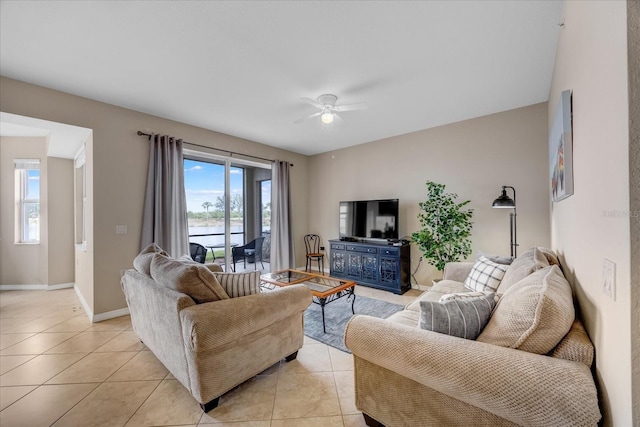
left=442, top=262, right=473, bottom=282
left=180, top=284, right=312, bottom=352
left=345, top=315, right=600, bottom=426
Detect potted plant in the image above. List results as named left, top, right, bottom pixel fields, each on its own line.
left=411, top=181, right=474, bottom=277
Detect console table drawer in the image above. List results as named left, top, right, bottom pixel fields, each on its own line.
left=346, top=245, right=377, bottom=254
left=331, top=243, right=345, bottom=250
left=380, top=248, right=399, bottom=256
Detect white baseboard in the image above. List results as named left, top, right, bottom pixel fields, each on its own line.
left=92, top=307, right=130, bottom=323
left=48, top=282, right=74, bottom=291
left=0, top=282, right=75, bottom=291
left=73, top=284, right=93, bottom=319
left=72, top=285, right=130, bottom=322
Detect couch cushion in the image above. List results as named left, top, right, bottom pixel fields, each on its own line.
left=464, top=256, right=509, bottom=292
left=213, top=271, right=261, bottom=298
left=550, top=320, right=594, bottom=367
left=478, top=251, right=514, bottom=265
left=133, top=243, right=168, bottom=276
left=386, top=309, right=420, bottom=328
left=405, top=280, right=469, bottom=312
left=497, top=247, right=549, bottom=293
left=150, top=254, right=230, bottom=304
left=477, top=265, right=574, bottom=354
left=418, top=293, right=496, bottom=340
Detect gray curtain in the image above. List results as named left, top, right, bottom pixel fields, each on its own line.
left=271, top=160, right=295, bottom=270
left=141, top=134, right=189, bottom=258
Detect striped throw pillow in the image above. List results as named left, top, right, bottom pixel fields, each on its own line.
left=213, top=271, right=261, bottom=298
left=419, top=293, right=497, bottom=340
left=464, top=256, right=509, bottom=292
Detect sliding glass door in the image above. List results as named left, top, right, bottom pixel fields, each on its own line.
left=184, top=152, right=271, bottom=271
left=184, top=158, right=244, bottom=262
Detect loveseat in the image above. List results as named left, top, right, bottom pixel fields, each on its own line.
left=345, top=247, right=601, bottom=426
left=121, top=244, right=312, bottom=411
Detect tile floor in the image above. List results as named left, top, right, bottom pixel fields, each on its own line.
left=0, top=285, right=421, bottom=427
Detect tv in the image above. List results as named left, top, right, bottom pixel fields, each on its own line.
left=339, top=199, right=399, bottom=240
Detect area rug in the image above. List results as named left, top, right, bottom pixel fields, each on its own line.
left=304, top=294, right=404, bottom=353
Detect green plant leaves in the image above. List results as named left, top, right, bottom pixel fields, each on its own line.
left=411, top=181, right=474, bottom=271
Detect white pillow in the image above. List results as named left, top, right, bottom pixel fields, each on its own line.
left=464, top=256, right=509, bottom=292
left=439, top=291, right=501, bottom=304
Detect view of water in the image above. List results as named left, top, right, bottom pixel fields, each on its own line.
left=188, top=226, right=245, bottom=247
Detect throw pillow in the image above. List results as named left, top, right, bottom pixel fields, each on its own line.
left=133, top=243, right=168, bottom=276
left=497, top=247, right=549, bottom=293
left=478, top=251, right=514, bottom=265
left=150, top=254, right=229, bottom=303
left=464, top=256, right=509, bottom=292
left=477, top=265, right=574, bottom=354
left=439, top=291, right=501, bottom=304
left=213, top=271, right=261, bottom=298
left=418, top=293, right=497, bottom=340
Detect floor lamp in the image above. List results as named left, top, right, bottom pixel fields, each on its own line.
left=492, top=186, right=518, bottom=258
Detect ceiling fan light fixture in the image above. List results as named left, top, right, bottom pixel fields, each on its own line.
left=321, top=111, right=334, bottom=124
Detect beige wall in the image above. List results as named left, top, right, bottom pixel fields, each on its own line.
left=0, top=137, right=49, bottom=285
left=0, top=76, right=309, bottom=315
left=549, top=1, right=632, bottom=425
left=308, top=103, right=551, bottom=283
left=47, top=157, right=74, bottom=285
left=628, top=0, right=640, bottom=421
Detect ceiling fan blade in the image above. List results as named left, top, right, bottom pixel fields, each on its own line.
left=334, top=102, right=367, bottom=112
left=293, top=111, right=321, bottom=124
left=300, top=97, right=324, bottom=109
left=333, top=112, right=345, bottom=124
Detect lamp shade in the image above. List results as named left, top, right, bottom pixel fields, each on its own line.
left=492, top=188, right=515, bottom=208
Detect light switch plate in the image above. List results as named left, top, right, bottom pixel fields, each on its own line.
left=602, top=258, right=616, bottom=300
left=115, top=225, right=128, bottom=235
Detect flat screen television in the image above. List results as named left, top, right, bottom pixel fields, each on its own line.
left=339, top=199, right=399, bottom=240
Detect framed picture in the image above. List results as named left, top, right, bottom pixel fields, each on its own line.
left=549, top=90, right=573, bottom=202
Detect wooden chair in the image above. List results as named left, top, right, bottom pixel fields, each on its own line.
left=304, top=234, right=325, bottom=275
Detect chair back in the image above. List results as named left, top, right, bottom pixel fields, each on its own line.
left=232, top=236, right=266, bottom=262
left=304, top=234, right=322, bottom=255
left=189, top=242, right=207, bottom=263
left=249, top=236, right=265, bottom=258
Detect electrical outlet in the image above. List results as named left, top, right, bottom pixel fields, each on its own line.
left=115, top=225, right=128, bottom=235
left=602, top=258, right=616, bottom=300
left=320, top=246, right=325, bottom=251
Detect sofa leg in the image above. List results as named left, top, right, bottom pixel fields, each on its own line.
left=200, top=397, right=220, bottom=413
left=362, top=413, right=385, bottom=427
left=285, top=351, right=298, bottom=362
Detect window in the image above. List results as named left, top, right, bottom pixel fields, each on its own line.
left=259, top=179, right=271, bottom=234
left=14, top=159, right=40, bottom=243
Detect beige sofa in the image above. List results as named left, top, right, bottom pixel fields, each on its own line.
left=345, top=247, right=601, bottom=426
left=121, top=245, right=312, bottom=411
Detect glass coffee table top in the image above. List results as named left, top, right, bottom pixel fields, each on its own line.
left=260, top=269, right=356, bottom=333
left=261, top=270, right=354, bottom=294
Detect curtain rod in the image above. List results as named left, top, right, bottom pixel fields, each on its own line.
left=136, top=131, right=293, bottom=166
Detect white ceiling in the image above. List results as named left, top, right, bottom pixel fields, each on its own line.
left=0, top=1, right=563, bottom=156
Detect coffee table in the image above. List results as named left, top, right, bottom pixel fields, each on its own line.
left=260, top=270, right=356, bottom=333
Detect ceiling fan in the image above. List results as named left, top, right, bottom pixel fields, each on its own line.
left=294, top=94, right=367, bottom=125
